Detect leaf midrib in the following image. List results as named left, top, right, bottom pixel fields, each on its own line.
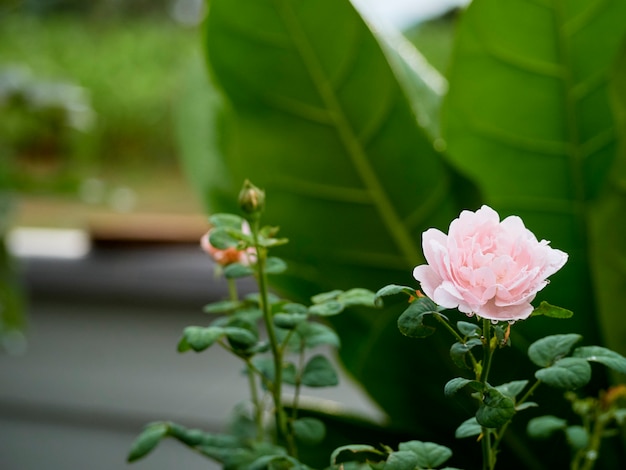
left=273, top=0, right=422, bottom=265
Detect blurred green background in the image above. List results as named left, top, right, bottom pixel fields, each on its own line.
left=1, top=0, right=207, bottom=223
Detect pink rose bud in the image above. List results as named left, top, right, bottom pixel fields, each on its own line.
left=200, top=221, right=256, bottom=267
left=413, top=205, right=568, bottom=322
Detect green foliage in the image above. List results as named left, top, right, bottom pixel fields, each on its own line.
left=397, top=297, right=444, bottom=338
left=528, top=334, right=583, bottom=368
left=291, top=418, right=326, bottom=446
left=535, top=358, right=592, bottom=391
left=476, top=387, right=516, bottom=429
left=300, top=355, right=338, bottom=387
left=398, top=440, right=453, bottom=468
left=127, top=422, right=169, bottom=462
left=130, top=192, right=380, bottom=467
left=127, top=420, right=288, bottom=468
left=330, top=440, right=456, bottom=470
left=454, top=417, right=481, bottom=439
left=527, top=415, right=568, bottom=440
left=530, top=302, right=573, bottom=319
left=442, top=0, right=626, bottom=367
left=0, top=13, right=199, bottom=191
left=573, top=346, right=626, bottom=375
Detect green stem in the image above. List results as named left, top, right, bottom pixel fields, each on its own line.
left=480, top=318, right=496, bottom=470
left=226, top=278, right=263, bottom=441
left=492, top=380, right=542, bottom=456
left=291, top=340, right=306, bottom=423
left=433, top=313, right=479, bottom=371
left=250, top=218, right=295, bottom=456
left=227, top=278, right=238, bottom=302
left=574, top=412, right=607, bottom=470
left=246, top=361, right=264, bottom=442
left=480, top=319, right=494, bottom=383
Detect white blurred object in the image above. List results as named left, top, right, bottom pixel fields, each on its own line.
left=352, top=0, right=469, bottom=29
left=108, top=187, right=137, bottom=213
left=6, top=228, right=91, bottom=259
left=169, top=0, right=206, bottom=27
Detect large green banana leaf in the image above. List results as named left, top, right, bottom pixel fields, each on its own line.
left=589, top=41, right=626, bottom=363
left=201, top=0, right=482, bottom=447
left=442, top=0, right=626, bottom=348
left=441, top=4, right=626, bottom=466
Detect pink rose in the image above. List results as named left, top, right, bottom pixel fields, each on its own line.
left=413, top=206, right=568, bottom=322
left=201, top=221, right=255, bottom=266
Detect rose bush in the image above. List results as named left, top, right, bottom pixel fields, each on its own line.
left=413, top=205, right=568, bottom=322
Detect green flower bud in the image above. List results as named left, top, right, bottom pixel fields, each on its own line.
left=238, top=179, right=265, bottom=215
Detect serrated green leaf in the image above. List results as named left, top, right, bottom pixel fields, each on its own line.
left=495, top=380, right=528, bottom=400
left=444, top=377, right=482, bottom=397
left=397, top=297, right=441, bottom=338
left=208, top=226, right=240, bottom=249
left=301, top=354, right=339, bottom=387
left=294, top=322, right=340, bottom=349
left=265, top=256, right=288, bottom=275
left=209, top=213, right=245, bottom=229
left=565, top=425, right=589, bottom=450
left=245, top=292, right=281, bottom=307
left=274, top=312, right=308, bottom=329
left=330, top=445, right=385, bottom=465
left=455, top=417, right=481, bottom=439
left=249, top=454, right=301, bottom=470
left=516, top=402, right=538, bottom=412
left=531, top=301, right=573, bottom=319
left=398, top=440, right=452, bottom=468
left=223, top=262, right=255, bottom=279
left=223, top=326, right=258, bottom=349
left=127, top=422, right=169, bottom=462
left=374, top=285, right=417, bottom=305
left=450, top=338, right=482, bottom=369
left=292, top=417, right=326, bottom=445
left=528, top=334, right=582, bottom=368
left=572, top=345, right=626, bottom=374
left=476, top=387, right=516, bottom=428
left=338, top=288, right=377, bottom=308
left=251, top=357, right=296, bottom=387
left=311, top=290, right=343, bottom=304
left=282, top=303, right=308, bottom=314
left=308, top=301, right=344, bottom=317
left=527, top=415, right=568, bottom=439
left=383, top=451, right=418, bottom=470
left=457, top=321, right=481, bottom=337
left=535, top=357, right=592, bottom=390
left=180, top=326, right=225, bottom=352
